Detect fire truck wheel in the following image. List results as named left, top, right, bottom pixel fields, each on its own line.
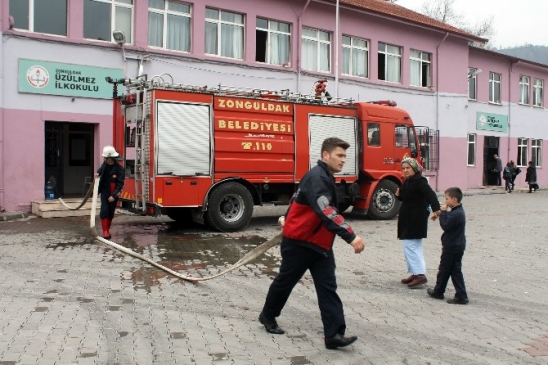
left=367, top=180, right=401, bottom=220
left=205, top=182, right=254, bottom=232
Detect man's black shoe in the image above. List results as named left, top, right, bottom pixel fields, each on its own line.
left=447, top=297, right=469, bottom=305
left=259, top=312, right=285, bottom=334
left=325, top=333, right=358, bottom=349
left=427, top=288, right=444, bottom=300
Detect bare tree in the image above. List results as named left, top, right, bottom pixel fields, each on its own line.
left=419, top=0, right=494, bottom=48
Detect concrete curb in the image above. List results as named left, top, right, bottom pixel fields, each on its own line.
left=0, top=212, right=29, bottom=221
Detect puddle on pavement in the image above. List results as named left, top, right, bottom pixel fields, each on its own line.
left=98, top=223, right=282, bottom=289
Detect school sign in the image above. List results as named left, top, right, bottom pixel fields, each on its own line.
left=476, top=112, right=508, bottom=133
left=18, top=59, right=123, bottom=99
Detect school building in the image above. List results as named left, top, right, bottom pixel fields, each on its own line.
left=1, top=0, right=546, bottom=213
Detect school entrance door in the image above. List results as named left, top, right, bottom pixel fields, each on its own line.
left=45, top=122, right=95, bottom=198
left=483, top=136, right=499, bottom=186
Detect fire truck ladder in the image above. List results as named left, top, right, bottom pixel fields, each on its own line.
left=123, top=75, right=355, bottom=106
left=132, top=81, right=150, bottom=213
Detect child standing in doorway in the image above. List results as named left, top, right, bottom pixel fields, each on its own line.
left=427, top=187, right=469, bottom=305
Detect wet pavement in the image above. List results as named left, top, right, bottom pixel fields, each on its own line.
left=0, top=189, right=548, bottom=364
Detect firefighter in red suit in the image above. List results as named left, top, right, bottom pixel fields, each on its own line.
left=96, top=146, right=125, bottom=239
left=259, top=137, right=365, bottom=350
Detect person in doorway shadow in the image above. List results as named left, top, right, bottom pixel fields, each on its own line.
left=492, top=154, right=503, bottom=186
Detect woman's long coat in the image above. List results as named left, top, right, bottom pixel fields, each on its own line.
left=397, top=174, right=441, bottom=239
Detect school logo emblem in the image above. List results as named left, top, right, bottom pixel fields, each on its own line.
left=26, top=66, right=49, bottom=88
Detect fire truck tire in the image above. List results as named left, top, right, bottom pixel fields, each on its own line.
left=205, top=182, right=254, bottom=232
left=367, top=180, right=401, bottom=220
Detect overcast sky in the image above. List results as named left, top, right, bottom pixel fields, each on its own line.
left=395, top=0, right=548, bottom=48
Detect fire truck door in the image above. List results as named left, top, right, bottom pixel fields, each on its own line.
left=156, top=101, right=211, bottom=177
left=364, top=122, right=396, bottom=171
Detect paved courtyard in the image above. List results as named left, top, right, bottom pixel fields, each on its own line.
left=1, top=190, right=547, bottom=364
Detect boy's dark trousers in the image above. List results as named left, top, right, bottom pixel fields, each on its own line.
left=434, top=249, right=468, bottom=299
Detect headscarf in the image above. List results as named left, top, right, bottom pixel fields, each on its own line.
left=401, top=157, right=423, bottom=175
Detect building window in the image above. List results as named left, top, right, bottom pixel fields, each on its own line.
left=301, top=27, right=331, bottom=72
left=378, top=43, right=401, bottom=83
left=255, top=18, right=291, bottom=66
left=532, top=139, right=542, bottom=167
left=468, top=68, right=478, bottom=100
left=84, top=0, right=133, bottom=43
left=342, top=35, right=368, bottom=78
left=533, top=78, right=544, bottom=107
left=9, top=0, right=67, bottom=36
left=467, top=133, right=476, bottom=166
left=410, top=50, right=431, bottom=87
left=205, top=8, right=244, bottom=59
left=519, top=75, right=530, bottom=105
left=517, top=138, right=528, bottom=167
left=148, top=0, right=191, bottom=52
left=489, top=72, right=501, bottom=104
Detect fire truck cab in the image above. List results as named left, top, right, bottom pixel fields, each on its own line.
left=110, top=75, right=420, bottom=232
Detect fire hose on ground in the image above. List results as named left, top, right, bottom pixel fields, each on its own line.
left=60, top=177, right=281, bottom=283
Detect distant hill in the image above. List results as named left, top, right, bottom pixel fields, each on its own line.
left=496, top=45, right=548, bottom=66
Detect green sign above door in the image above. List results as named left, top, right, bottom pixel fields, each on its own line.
left=18, top=59, right=123, bottom=99
left=476, top=112, right=508, bottom=132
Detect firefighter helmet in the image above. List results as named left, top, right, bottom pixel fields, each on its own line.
left=102, top=145, right=119, bottom=158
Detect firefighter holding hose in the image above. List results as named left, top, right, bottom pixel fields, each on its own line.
left=96, top=146, right=125, bottom=239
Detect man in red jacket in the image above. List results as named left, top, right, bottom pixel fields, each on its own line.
left=258, top=137, right=365, bottom=350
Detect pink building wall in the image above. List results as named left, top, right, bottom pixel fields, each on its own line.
left=1, top=0, right=548, bottom=212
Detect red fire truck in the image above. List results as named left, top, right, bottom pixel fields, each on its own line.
left=109, top=75, right=420, bottom=232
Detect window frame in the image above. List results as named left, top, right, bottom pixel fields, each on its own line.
left=519, top=75, right=530, bottom=105
left=467, top=133, right=476, bottom=166
left=301, top=27, right=331, bottom=73
left=517, top=138, right=529, bottom=167
left=468, top=68, right=478, bottom=100
left=9, top=0, right=68, bottom=36
left=367, top=123, right=380, bottom=146
left=377, top=42, right=402, bottom=83
left=533, top=78, right=544, bottom=107
left=532, top=139, right=542, bottom=167
left=148, top=0, right=192, bottom=52
left=489, top=72, right=501, bottom=104
left=342, top=35, right=369, bottom=78
left=409, top=49, right=431, bottom=88
left=255, top=17, right=291, bottom=66
left=84, top=0, right=134, bottom=43
left=205, top=8, right=245, bottom=59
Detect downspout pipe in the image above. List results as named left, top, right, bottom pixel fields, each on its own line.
left=335, top=0, right=340, bottom=98
left=296, top=0, right=312, bottom=94
left=509, top=60, right=520, bottom=162
left=435, top=32, right=449, bottom=190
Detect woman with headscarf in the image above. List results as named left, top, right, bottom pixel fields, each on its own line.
left=396, top=157, right=441, bottom=288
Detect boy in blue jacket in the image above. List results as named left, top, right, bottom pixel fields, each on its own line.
left=427, top=187, right=469, bottom=304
